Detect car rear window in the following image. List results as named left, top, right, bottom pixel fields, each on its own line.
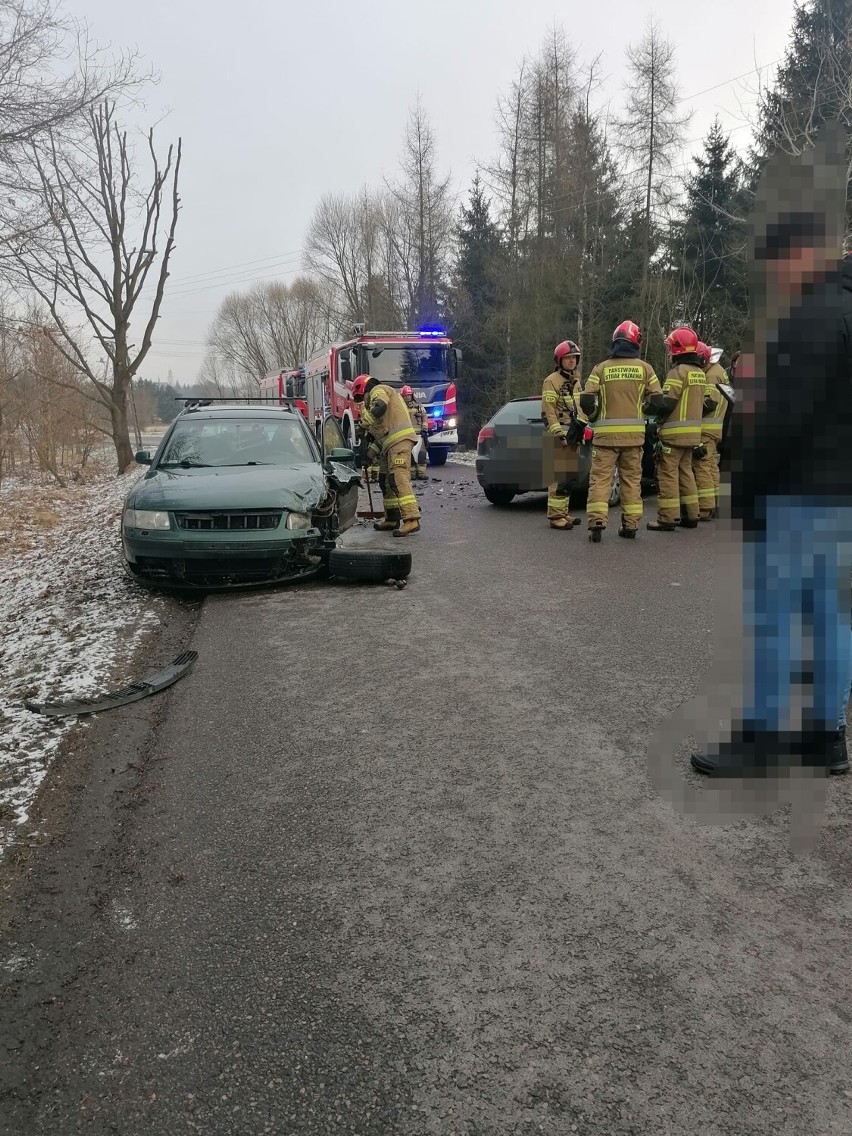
left=491, top=400, right=542, bottom=424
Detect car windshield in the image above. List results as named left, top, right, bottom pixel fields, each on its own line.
left=159, top=417, right=315, bottom=468
left=367, top=346, right=447, bottom=385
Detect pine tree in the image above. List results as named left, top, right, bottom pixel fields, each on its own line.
left=447, top=176, right=506, bottom=443
left=756, top=0, right=852, bottom=227
left=674, top=119, right=749, bottom=350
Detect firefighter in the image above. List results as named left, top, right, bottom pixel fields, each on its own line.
left=352, top=374, right=421, bottom=536
left=647, top=327, right=705, bottom=532
left=541, top=340, right=585, bottom=529
left=402, top=384, right=430, bottom=479
left=580, top=321, right=663, bottom=542
left=693, top=341, right=727, bottom=520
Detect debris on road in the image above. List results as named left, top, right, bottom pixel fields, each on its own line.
left=24, top=651, right=198, bottom=718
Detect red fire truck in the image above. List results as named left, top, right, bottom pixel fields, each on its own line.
left=259, top=326, right=462, bottom=466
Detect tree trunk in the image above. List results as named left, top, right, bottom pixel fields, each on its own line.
left=110, top=377, right=134, bottom=472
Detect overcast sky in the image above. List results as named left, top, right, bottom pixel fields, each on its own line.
left=73, top=0, right=790, bottom=384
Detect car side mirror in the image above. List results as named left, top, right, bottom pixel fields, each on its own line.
left=327, top=447, right=355, bottom=463
left=135, top=450, right=152, bottom=465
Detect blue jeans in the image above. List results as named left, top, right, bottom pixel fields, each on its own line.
left=743, top=498, right=852, bottom=732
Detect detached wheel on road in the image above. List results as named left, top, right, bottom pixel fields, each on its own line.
left=429, top=448, right=448, bottom=467
left=328, top=548, right=412, bottom=582
left=483, top=485, right=516, bottom=507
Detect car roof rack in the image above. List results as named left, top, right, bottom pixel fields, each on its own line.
left=174, top=397, right=299, bottom=414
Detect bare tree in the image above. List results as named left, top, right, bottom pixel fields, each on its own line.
left=203, top=276, right=331, bottom=392
left=6, top=102, right=181, bottom=472
left=0, top=0, right=143, bottom=237
left=616, top=18, right=691, bottom=288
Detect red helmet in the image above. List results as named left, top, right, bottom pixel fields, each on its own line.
left=696, top=341, right=711, bottom=365
left=554, top=340, right=581, bottom=366
left=350, top=374, right=370, bottom=400
left=401, top=384, right=414, bottom=398
left=612, top=320, right=642, bottom=346
left=665, top=327, right=699, bottom=356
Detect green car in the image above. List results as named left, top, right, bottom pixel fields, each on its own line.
left=122, top=403, right=361, bottom=589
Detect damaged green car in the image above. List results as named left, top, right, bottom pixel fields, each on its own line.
left=122, top=404, right=362, bottom=589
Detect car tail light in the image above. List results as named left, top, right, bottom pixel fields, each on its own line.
left=445, top=382, right=457, bottom=416
left=477, top=425, right=495, bottom=449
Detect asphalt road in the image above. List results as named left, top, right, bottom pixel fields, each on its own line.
left=2, top=462, right=852, bottom=1135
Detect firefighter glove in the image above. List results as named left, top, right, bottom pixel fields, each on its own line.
left=579, top=392, right=598, bottom=419
left=565, top=418, right=585, bottom=445
left=693, top=444, right=708, bottom=460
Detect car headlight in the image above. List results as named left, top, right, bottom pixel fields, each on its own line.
left=446, top=417, right=457, bottom=429
left=124, top=508, right=171, bottom=531
left=285, top=512, right=312, bottom=530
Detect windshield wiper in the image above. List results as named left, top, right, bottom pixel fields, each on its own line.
left=160, top=459, right=210, bottom=468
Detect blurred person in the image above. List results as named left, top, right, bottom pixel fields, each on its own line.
left=692, top=132, right=852, bottom=775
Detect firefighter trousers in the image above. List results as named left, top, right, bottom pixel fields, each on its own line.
left=380, top=440, right=420, bottom=521
left=657, top=444, right=699, bottom=524
left=586, top=445, right=643, bottom=530
left=693, top=436, right=720, bottom=516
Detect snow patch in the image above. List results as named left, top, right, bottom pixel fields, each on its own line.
left=0, top=470, right=165, bottom=853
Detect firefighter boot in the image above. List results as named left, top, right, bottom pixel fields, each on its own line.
left=646, top=520, right=677, bottom=532
left=618, top=526, right=637, bottom=539
left=374, top=508, right=401, bottom=532
left=588, top=523, right=604, bottom=543
left=393, top=518, right=421, bottom=538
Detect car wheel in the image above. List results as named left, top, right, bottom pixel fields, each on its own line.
left=429, top=448, right=448, bottom=467
left=608, top=468, right=621, bottom=508
left=328, top=548, right=412, bottom=583
left=483, top=485, right=516, bottom=507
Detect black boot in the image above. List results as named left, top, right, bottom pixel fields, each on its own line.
left=588, top=525, right=603, bottom=543
left=618, top=526, right=637, bottom=539
left=680, top=517, right=699, bottom=529
left=831, top=726, right=850, bottom=774
left=690, top=728, right=785, bottom=777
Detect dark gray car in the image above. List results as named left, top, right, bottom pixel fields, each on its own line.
left=475, top=396, right=663, bottom=508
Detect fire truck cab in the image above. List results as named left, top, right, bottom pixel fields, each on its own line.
left=304, top=326, right=461, bottom=466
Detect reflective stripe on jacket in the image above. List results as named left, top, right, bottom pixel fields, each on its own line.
left=701, top=362, right=729, bottom=440
left=360, top=384, right=417, bottom=449
left=658, top=365, right=707, bottom=447
left=583, top=358, right=661, bottom=447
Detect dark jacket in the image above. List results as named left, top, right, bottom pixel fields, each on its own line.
left=731, top=262, right=852, bottom=526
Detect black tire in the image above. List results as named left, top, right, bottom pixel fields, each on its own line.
left=429, top=448, right=448, bottom=467
left=328, top=548, right=412, bottom=582
left=483, top=485, right=516, bottom=507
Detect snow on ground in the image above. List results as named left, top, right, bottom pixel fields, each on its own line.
left=0, top=469, right=165, bottom=852
left=450, top=449, right=476, bottom=466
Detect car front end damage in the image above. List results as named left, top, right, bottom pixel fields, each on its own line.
left=122, top=473, right=351, bottom=590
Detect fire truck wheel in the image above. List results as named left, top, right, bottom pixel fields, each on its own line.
left=327, top=548, right=412, bottom=583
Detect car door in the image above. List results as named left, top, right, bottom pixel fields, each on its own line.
left=322, top=414, right=359, bottom=532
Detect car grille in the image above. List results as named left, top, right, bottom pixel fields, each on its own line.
left=174, top=510, right=283, bottom=531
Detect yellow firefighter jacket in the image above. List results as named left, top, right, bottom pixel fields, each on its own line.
left=359, top=384, right=417, bottom=450
left=701, top=362, right=729, bottom=441
left=407, top=399, right=429, bottom=434
left=582, top=357, right=661, bottom=448
left=658, top=363, right=707, bottom=448
left=541, top=370, right=584, bottom=438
